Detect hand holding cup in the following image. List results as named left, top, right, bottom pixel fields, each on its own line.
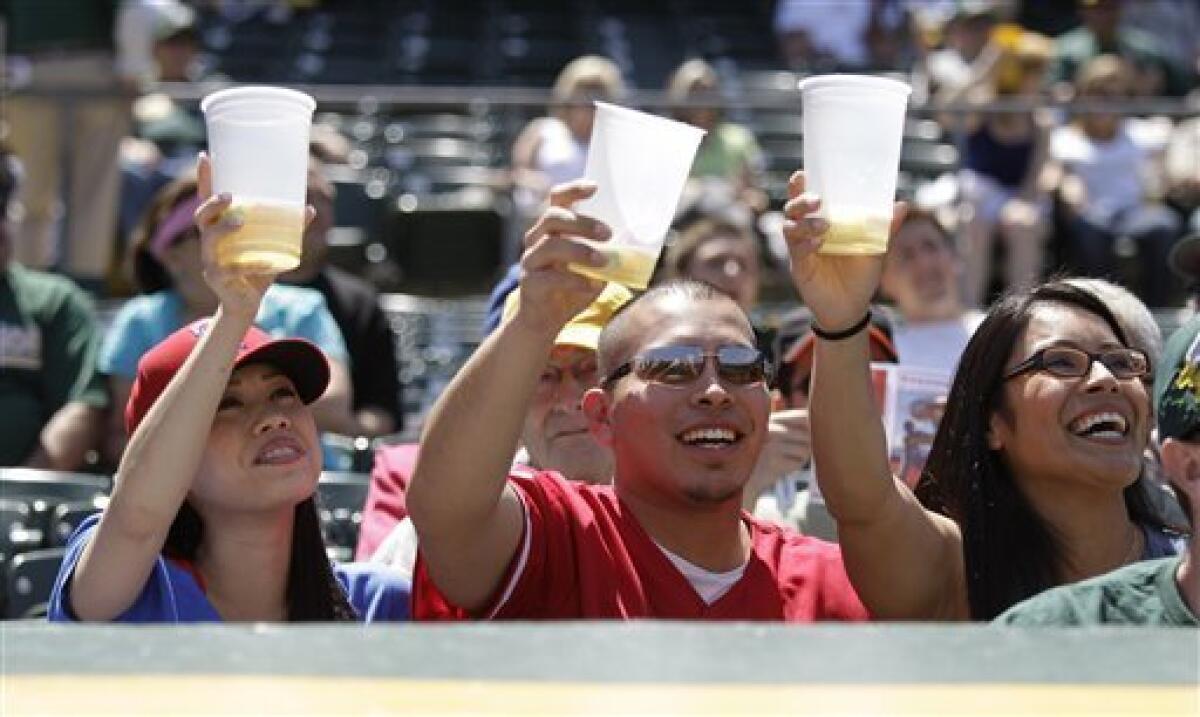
left=512, top=180, right=612, bottom=339
left=194, top=152, right=316, bottom=319
left=783, top=171, right=907, bottom=333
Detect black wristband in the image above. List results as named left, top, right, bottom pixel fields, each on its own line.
left=811, top=311, right=872, bottom=341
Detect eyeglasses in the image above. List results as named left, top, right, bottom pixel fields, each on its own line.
left=602, top=344, right=771, bottom=388
left=1004, top=346, right=1150, bottom=381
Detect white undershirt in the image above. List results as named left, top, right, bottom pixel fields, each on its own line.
left=894, top=312, right=985, bottom=377
left=657, top=544, right=747, bottom=605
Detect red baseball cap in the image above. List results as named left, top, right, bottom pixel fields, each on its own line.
left=125, top=319, right=331, bottom=436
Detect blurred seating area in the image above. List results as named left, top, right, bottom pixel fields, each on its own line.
left=0, top=468, right=370, bottom=618
left=4, top=0, right=1199, bottom=470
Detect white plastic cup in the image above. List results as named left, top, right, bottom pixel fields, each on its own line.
left=200, top=86, right=316, bottom=272
left=570, top=102, right=706, bottom=289
left=798, top=75, right=911, bottom=255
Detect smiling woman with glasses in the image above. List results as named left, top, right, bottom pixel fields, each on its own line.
left=818, top=278, right=1182, bottom=621
left=785, top=173, right=1187, bottom=622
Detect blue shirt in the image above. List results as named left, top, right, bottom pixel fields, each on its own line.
left=49, top=514, right=410, bottom=623
left=99, top=286, right=349, bottom=379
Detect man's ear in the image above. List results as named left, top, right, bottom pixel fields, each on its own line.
left=582, top=387, right=614, bottom=448
left=1160, top=438, right=1199, bottom=487
left=1160, top=437, right=1200, bottom=516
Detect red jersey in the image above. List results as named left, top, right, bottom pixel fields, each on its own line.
left=413, top=471, right=868, bottom=622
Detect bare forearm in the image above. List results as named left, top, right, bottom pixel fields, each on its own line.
left=809, top=334, right=894, bottom=523
left=108, top=305, right=254, bottom=531
left=811, top=334, right=962, bottom=618
left=408, top=320, right=555, bottom=530
left=25, top=402, right=103, bottom=471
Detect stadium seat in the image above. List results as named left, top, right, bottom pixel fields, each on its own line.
left=47, top=498, right=107, bottom=549
left=0, top=469, right=111, bottom=503
left=317, top=473, right=371, bottom=563
left=0, top=499, right=44, bottom=561
left=5, top=547, right=65, bottom=619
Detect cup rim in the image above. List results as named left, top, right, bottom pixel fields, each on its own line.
left=592, top=101, right=707, bottom=138
left=797, top=74, right=911, bottom=97
left=201, top=85, right=316, bottom=114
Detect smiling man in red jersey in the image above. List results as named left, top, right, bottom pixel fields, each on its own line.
left=405, top=181, right=867, bottom=621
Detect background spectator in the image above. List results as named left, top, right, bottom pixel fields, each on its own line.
left=1044, top=55, right=1181, bottom=306
left=2, top=0, right=151, bottom=291
left=280, top=150, right=403, bottom=438
left=665, top=59, right=766, bottom=213
left=774, top=0, right=915, bottom=73
left=100, top=173, right=356, bottom=465
left=1050, top=0, right=1194, bottom=98
left=661, top=216, right=761, bottom=313
left=879, top=208, right=985, bottom=375
left=939, top=24, right=1055, bottom=306
left=0, top=145, right=107, bottom=470
left=1164, top=113, right=1200, bottom=233
left=921, top=1, right=1001, bottom=96
left=510, top=55, right=626, bottom=223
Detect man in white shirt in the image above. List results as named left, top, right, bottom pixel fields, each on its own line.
left=879, top=208, right=983, bottom=377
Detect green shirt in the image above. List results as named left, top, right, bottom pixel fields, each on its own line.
left=995, top=556, right=1198, bottom=627
left=691, top=123, right=764, bottom=181
left=0, top=263, right=108, bottom=465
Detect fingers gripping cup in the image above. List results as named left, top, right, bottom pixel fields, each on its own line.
left=569, top=102, right=706, bottom=289
left=200, top=86, right=316, bottom=272
left=798, top=75, right=911, bottom=255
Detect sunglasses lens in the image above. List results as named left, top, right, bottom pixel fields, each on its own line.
left=716, top=346, right=766, bottom=384
left=637, top=347, right=705, bottom=384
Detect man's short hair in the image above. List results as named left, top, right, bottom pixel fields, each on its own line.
left=596, top=279, right=748, bottom=377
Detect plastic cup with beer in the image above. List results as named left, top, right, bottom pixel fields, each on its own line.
left=200, top=86, right=316, bottom=272
left=569, top=102, right=705, bottom=289
left=798, top=75, right=911, bottom=255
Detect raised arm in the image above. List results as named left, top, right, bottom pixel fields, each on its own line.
left=782, top=172, right=966, bottom=620
left=68, top=154, right=304, bottom=620
left=406, top=181, right=609, bottom=612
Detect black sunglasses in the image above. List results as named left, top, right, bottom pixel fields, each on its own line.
left=602, top=344, right=772, bottom=388
left=1004, top=346, right=1150, bottom=381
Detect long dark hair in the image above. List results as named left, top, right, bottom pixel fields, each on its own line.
left=163, top=496, right=357, bottom=621
left=914, top=280, right=1170, bottom=620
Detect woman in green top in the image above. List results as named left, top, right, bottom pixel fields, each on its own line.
left=666, top=59, right=766, bottom=212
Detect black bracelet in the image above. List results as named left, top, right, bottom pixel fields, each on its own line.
left=811, top=311, right=872, bottom=341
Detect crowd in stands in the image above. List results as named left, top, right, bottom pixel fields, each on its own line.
left=0, top=0, right=1198, bottom=628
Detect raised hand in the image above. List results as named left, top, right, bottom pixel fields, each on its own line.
left=511, top=180, right=611, bottom=337
left=782, top=171, right=906, bottom=331
left=746, top=408, right=812, bottom=502
left=193, top=153, right=316, bottom=320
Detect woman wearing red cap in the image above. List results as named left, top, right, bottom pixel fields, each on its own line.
left=48, top=155, right=408, bottom=622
